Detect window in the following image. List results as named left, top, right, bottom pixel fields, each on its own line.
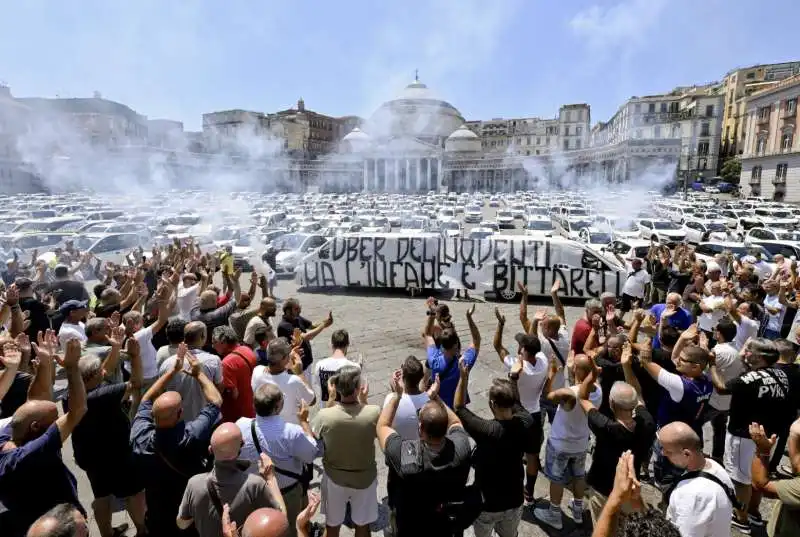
left=564, top=126, right=570, bottom=136
left=546, top=137, right=550, bottom=145
left=576, top=126, right=582, bottom=136
left=788, top=99, right=798, bottom=114
left=648, top=103, right=656, bottom=113
left=535, top=150, right=540, bottom=155
left=751, top=166, right=762, bottom=180
left=660, top=103, right=667, bottom=113
left=777, top=163, right=788, bottom=180
left=756, top=137, right=767, bottom=155
left=566, top=110, right=572, bottom=122
left=536, top=137, right=541, bottom=145
left=746, top=72, right=755, bottom=80
left=575, top=140, right=581, bottom=149
left=635, top=129, right=643, bottom=139
left=672, top=124, right=681, bottom=137
left=634, top=103, right=641, bottom=113
left=782, top=132, right=793, bottom=150
left=701, top=123, right=710, bottom=136
left=759, top=106, right=771, bottom=120
left=654, top=126, right=662, bottom=138
left=705, top=105, right=714, bottom=117
left=563, top=140, right=570, bottom=150
left=697, top=142, right=709, bottom=155
left=699, top=158, right=708, bottom=170
left=526, top=136, right=531, bottom=145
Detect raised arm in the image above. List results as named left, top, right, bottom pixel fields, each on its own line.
left=28, top=329, right=59, bottom=402
left=465, top=304, right=480, bottom=353
left=185, top=350, right=223, bottom=407
left=550, top=280, right=566, bottom=326
left=55, top=339, right=87, bottom=443
left=300, top=311, right=333, bottom=342
left=518, top=282, right=531, bottom=334
left=0, top=345, right=21, bottom=402
left=493, top=308, right=509, bottom=364
left=377, top=371, right=403, bottom=450
left=454, top=358, right=470, bottom=410
left=422, top=298, right=437, bottom=347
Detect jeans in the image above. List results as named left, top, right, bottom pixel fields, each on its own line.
left=764, top=328, right=782, bottom=340
left=472, top=507, right=522, bottom=537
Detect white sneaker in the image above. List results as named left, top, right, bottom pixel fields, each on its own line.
left=533, top=506, right=563, bottom=530
left=568, top=500, right=584, bottom=524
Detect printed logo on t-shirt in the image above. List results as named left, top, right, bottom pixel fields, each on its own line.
left=740, top=368, right=790, bottom=399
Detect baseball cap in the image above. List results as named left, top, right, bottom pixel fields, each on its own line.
left=514, top=333, right=541, bottom=355
left=59, top=299, right=89, bottom=314
left=14, top=277, right=33, bottom=290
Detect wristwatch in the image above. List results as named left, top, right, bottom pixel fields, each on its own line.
left=508, top=371, right=520, bottom=381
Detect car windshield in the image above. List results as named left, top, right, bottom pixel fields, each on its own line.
left=589, top=233, right=612, bottom=244
left=612, top=220, right=639, bottom=232
left=528, top=207, right=548, bottom=216
left=470, top=231, right=493, bottom=239
left=402, top=219, right=425, bottom=229
left=709, top=244, right=774, bottom=261
left=213, top=229, right=239, bottom=241
left=568, top=209, right=589, bottom=217
left=707, top=223, right=727, bottom=232
left=272, top=233, right=306, bottom=251
left=653, top=221, right=681, bottom=230
left=498, top=211, right=512, bottom=218
left=778, top=232, right=800, bottom=241
left=633, top=246, right=650, bottom=258
left=441, top=221, right=460, bottom=230
left=71, top=236, right=96, bottom=251
left=569, top=220, right=592, bottom=230
left=772, top=211, right=791, bottom=218
left=440, top=209, right=454, bottom=216
left=526, top=221, right=553, bottom=230
left=466, top=206, right=481, bottom=212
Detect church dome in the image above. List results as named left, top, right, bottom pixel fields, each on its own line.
left=366, top=76, right=465, bottom=146
left=445, top=124, right=481, bottom=153
left=341, top=127, right=370, bottom=152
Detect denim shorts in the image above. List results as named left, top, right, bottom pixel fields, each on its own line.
left=543, top=440, right=587, bottom=485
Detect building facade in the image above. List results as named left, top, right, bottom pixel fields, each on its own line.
left=739, top=75, right=800, bottom=201
left=719, top=62, right=800, bottom=159
left=589, top=87, right=723, bottom=184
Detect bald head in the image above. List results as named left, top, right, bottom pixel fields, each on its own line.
left=184, top=321, right=207, bottom=348
left=152, top=391, right=183, bottom=428
left=241, top=508, right=289, bottom=537
left=573, top=354, right=593, bottom=381
left=659, top=421, right=702, bottom=452
left=260, top=297, right=277, bottom=316
left=11, top=400, right=59, bottom=444
left=211, top=422, right=243, bottom=461
left=199, top=290, right=218, bottom=310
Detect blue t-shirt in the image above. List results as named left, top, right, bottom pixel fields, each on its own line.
left=649, top=304, right=692, bottom=349
left=426, top=345, right=478, bottom=408
left=0, top=423, right=84, bottom=537
left=657, top=374, right=713, bottom=434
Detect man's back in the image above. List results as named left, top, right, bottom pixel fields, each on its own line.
left=313, top=403, right=380, bottom=489
left=159, top=351, right=222, bottom=421
left=667, top=459, right=733, bottom=537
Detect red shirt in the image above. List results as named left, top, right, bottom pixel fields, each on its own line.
left=217, top=292, right=232, bottom=307
left=221, top=345, right=258, bottom=422
left=571, top=318, right=592, bottom=354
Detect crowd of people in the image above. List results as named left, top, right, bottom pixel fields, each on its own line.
left=0, top=239, right=800, bottom=537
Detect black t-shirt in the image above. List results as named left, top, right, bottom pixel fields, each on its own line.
left=669, top=269, right=692, bottom=295
left=727, top=367, right=791, bottom=438
left=94, top=302, right=133, bottom=319
left=595, top=349, right=673, bottom=419
left=385, top=427, right=472, bottom=534
left=0, top=372, right=33, bottom=418
left=649, top=259, right=670, bottom=289
left=277, top=316, right=314, bottom=370
left=455, top=405, right=535, bottom=512
left=48, top=279, right=89, bottom=306
left=64, top=382, right=131, bottom=470
left=587, top=406, right=656, bottom=496
left=19, top=296, right=50, bottom=344
left=775, top=362, right=800, bottom=425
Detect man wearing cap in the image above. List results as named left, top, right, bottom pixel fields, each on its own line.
left=48, top=264, right=89, bottom=307
left=57, top=300, right=89, bottom=348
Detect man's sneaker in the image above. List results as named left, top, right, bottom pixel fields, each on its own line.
left=748, top=512, right=765, bottom=527
left=534, top=507, right=563, bottom=530
left=731, top=514, right=751, bottom=535
left=568, top=500, right=584, bottom=524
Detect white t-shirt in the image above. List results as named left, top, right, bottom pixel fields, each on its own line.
left=58, top=322, right=87, bottom=348
left=382, top=392, right=430, bottom=441
left=734, top=316, right=760, bottom=350
left=251, top=366, right=315, bottom=425
left=666, top=458, right=734, bottom=537
left=503, top=353, right=548, bottom=414
left=314, top=355, right=361, bottom=401
left=122, top=325, right=159, bottom=380
left=622, top=269, right=651, bottom=299
left=538, top=325, right=569, bottom=391
left=708, top=342, right=745, bottom=412
left=177, top=283, right=200, bottom=320
left=788, top=309, right=800, bottom=345
left=549, top=384, right=603, bottom=454
left=697, top=295, right=725, bottom=332
left=764, top=294, right=785, bottom=332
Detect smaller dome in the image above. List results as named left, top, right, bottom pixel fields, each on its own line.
left=342, top=127, right=370, bottom=142
left=445, top=124, right=481, bottom=153
left=447, top=125, right=479, bottom=140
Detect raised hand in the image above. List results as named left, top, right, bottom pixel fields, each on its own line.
left=125, top=336, right=141, bottom=357
left=533, top=308, right=547, bottom=322
left=517, top=281, right=528, bottom=296
left=0, top=344, right=22, bottom=369
left=551, top=280, right=561, bottom=295
left=458, top=357, right=470, bottom=377
left=221, top=504, right=237, bottom=537
left=494, top=307, right=505, bottom=324
left=4, top=285, right=19, bottom=307
left=108, top=325, right=126, bottom=348
left=749, top=423, right=777, bottom=455
left=14, top=333, right=31, bottom=356
left=389, top=369, right=404, bottom=395
left=427, top=374, right=441, bottom=400
left=297, top=399, right=310, bottom=423
left=296, top=491, right=321, bottom=531
left=621, top=341, right=633, bottom=366
left=466, top=304, right=476, bottom=319
left=324, top=311, right=334, bottom=328
left=174, top=342, right=188, bottom=373
left=62, top=338, right=82, bottom=369
left=185, top=349, right=202, bottom=377
left=257, top=453, right=274, bottom=480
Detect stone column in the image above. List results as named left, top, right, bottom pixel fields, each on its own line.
left=405, top=159, right=411, bottom=193
left=373, top=158, right=378, bottom=191
left=363, top=159, right=369, bottom=192
left=437, top=159, right=443, bottom=192
left=426, top=158, right=432, bottom=191
left=394, top=159, right=400, bottom=192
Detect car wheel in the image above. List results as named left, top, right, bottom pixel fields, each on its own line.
left=498, top=288, right=519, bottom=302
left=651, top=235, right=659, bottom=242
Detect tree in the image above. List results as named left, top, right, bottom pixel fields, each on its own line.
left=719, top=157, right=742, bottom=183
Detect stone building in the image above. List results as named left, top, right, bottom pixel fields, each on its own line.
left=739, top=74, right=800, bottom=201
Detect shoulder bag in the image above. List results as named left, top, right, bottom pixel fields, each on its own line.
left=250, top=420, right=310, bottom=492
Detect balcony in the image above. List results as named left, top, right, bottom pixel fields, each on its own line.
left=757, top=115, right=771, bottom=125
left=749, top=177, right=762, bottom=185
left=773, top=176, right=787, bottom=185
left=783, top=108, right=797, bottom=120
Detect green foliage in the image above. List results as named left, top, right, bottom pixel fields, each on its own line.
left=720, top=157, right=741, bottom=183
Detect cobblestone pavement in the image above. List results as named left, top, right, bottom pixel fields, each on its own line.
left=66, top=276, right=767, bottom=537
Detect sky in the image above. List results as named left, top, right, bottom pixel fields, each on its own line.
left=1, top=0, right=797, bottom=132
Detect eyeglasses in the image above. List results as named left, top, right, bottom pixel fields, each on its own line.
left=679, top=355, right=703, bottom=366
